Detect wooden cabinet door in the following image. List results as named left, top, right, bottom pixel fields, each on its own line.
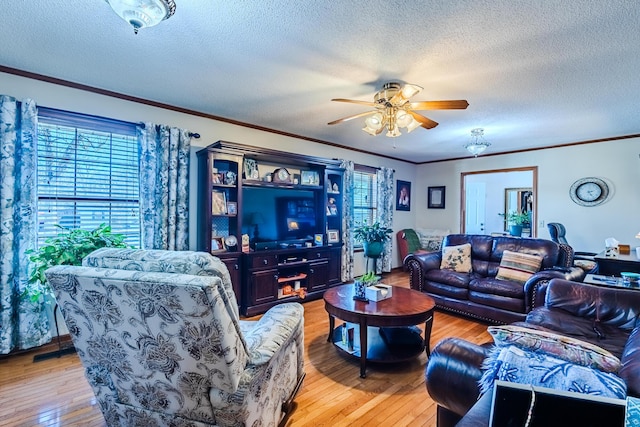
left=219, top=255, right=241, bottom=306
left=328, top=246, right=342, bottom=285
left=248, top=269, right=279, bottom=304
left=307, top=260, right=329, bottom=291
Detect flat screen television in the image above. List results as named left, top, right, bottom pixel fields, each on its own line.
left=277, top=197, right=316, bottom=240
left=242, top=187, right=319, bottom=243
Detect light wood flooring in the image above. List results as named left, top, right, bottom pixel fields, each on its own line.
left=0, top=270, right=491, bottom=427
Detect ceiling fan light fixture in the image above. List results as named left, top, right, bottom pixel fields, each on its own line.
left=465, top=128, right=491, bottom=156
left=106, top=0, right=176, bottom=34
left=386, top=126, right=401, bottom=138
left=364, top=112, right=384, bottom=129
left=330, top=82, right=469, bottom=139
left=395, top=109, right=412, bottom=128
left=363, top=125, right=380, bottom=136
left=405, top=117, right=421, bottom=133
left=400, top=84, right=423, bottom=99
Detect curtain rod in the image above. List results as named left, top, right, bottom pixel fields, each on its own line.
left=138, top=122, right=200, bottom=138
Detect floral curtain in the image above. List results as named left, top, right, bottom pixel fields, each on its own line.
left=139, top=123, right=191, bottom=251
left=376, top=167, right=394, bottom=273
left=0, top=96, right=50, bottom=354
left=340, top=160, right=355, bottom=281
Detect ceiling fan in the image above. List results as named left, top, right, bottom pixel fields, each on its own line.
left=328, top=82, right=469, bottom=137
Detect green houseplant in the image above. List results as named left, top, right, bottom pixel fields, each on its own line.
left=353, top=271, right=381, bottom=301
left=500, top=211, right=531, bottom=237
left=353, top=221, right=393, bottom=258
left=26, top=223, right=129, bottom=303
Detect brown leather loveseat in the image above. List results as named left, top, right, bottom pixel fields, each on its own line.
left=405, top=234, right=585, bottom=325
left=425, top=278, right=640, bottom=426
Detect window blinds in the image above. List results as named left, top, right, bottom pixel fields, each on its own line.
left=37, top=109, right=141, bottom=248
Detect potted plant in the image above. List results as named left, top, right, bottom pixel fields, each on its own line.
left=500, top=211, right=531, bottom=237
left=353, top=271, right=381, bottom=301
left=353, top=221, right=393, bottom=258
left=25, top=223, right=128, bottom=304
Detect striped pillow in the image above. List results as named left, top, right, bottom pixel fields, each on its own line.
left=495, top=250, right=542, bottom=283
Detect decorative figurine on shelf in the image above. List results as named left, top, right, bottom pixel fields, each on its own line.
left=332, top=182, right=339, bottom=193
left=327, top=197, right=338, bottom=215
left=212, top=167, right=221, bottom=184
left=241, top=234, right=250, bottom=253
left=225, top=171, right=237, bottom=185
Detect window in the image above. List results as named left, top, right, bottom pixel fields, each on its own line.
left=352, top=166, right=378, bottom=244
left=36, top=108, right=141, bottom=248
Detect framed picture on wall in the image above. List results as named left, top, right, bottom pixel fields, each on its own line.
left=428, top=186, right=446, bottom=209
left=396, top=180, right=411, bottom=211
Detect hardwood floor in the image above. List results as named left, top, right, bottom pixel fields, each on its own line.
left=0, top=270, right=491, bottom=427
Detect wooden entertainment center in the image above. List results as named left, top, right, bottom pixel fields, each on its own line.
left=197, top=141, right=344, bottom=316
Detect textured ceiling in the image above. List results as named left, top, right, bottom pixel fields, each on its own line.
left=1, top=1, right=639, bottom=163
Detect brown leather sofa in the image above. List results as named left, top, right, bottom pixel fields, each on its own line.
left=425, top=278, right=640, bottom=427
left=405, top=234, right=585, bottom=325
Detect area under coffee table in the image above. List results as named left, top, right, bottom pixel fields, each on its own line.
left=323, top=284, right=435, bottom=378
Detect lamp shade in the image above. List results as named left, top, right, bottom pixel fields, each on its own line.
left=106, top=0, right=176, bottom=33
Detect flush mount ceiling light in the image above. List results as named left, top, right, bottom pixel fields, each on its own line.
left=465, top=128, right=491, bottom=156
left=328, top=82, right=469, bottom=138
left=106, top=0, right=176, bottom=34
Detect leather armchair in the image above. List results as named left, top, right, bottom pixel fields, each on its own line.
left=46, top=249, right=305, bottom=427
left=425, top=278, right=640, bottom=427
left=547, top=222, right=598, bottom=273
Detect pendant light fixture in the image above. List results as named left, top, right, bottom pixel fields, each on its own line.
left=465, top=128, right=491, bottom=157
left=106, top=0, right=176, bottom=34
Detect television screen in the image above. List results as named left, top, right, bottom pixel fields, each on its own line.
left=242, top=187, right=318, bottom=242
left=278, top=197, right=316, bottom=240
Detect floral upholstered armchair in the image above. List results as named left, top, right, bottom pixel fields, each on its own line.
left=45, top=249, right=305, bottom=427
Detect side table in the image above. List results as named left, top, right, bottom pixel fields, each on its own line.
left=594, top=251, right=640, bottom=275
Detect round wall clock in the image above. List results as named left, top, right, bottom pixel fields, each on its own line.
left=569, top=177, right=610, bottom=206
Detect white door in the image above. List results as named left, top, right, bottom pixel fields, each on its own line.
left=465, top=182, right=486, bottom=234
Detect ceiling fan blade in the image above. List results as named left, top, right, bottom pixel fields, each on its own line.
left=331, top=98, right=378, bottom=107
left=409, top=100, right=469, bottom=110
left=327, top=110, right=378, bottom=125
left=409, top=111, right=439, bottom=129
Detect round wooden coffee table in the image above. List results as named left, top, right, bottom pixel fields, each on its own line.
left=324, top=284, right=435, bottom=378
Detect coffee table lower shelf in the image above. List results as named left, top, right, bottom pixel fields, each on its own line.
left=331, top=323, right=425, bottom=365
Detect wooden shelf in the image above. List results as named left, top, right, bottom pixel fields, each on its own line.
left=278, top=273, right=307, bottom=283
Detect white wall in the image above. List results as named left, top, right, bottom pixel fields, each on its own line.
left=416, top=139, right=640, bottom=253
left=0, top=71, right=416, bottom=271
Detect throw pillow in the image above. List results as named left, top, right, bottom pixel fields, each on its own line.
left=495, top=250, right=542, bottom=284
left=415, top=228, right=449, bottom=251
left=440, top=243, right=472, bottom=273
left=487, top=325, right=621, bottom=373
left=478, top=344, right=627, bottom=398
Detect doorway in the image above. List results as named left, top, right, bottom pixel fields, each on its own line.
left=461, top=167, right=538, bottom=237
